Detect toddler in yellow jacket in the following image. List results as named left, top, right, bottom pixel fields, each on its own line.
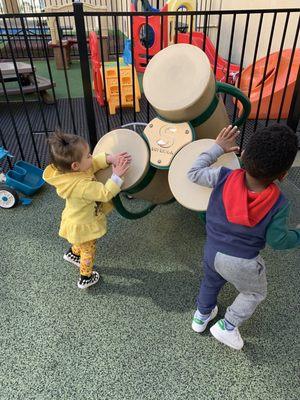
left=43, top=130, right=131, bottom=289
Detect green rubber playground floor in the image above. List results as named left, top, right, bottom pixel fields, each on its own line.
left=1, top=181, right=299, bottom=399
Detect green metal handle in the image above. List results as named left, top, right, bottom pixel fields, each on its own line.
left=216, top=82, right=251, bottom=127
left=112, top=194, right=157, bottom=220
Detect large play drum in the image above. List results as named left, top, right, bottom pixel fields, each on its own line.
left=168, top=139, right=240, bottom=211
left=92, top=128, right=149, bottom=191
left=92, top=128, right=174, bottom=205
left=143, top=44, right=250, bottom=139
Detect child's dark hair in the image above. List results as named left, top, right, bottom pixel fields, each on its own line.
left=48, top=130, right=87, bottom=172
left=242, top=124, right=298, bottom=181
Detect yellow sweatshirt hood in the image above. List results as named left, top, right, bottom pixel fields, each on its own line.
left=43, top=164, right=89, bottom=199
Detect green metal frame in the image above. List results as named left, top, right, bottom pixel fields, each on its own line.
left=191, top=82, right=251, bottom=128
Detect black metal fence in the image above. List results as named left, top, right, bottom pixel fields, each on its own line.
left=0, top=1, right=218, bottom=60
left=0, top=4, right=299, bottom=169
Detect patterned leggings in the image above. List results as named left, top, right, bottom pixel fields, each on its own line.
left=71, top=240, right=96, bottom=277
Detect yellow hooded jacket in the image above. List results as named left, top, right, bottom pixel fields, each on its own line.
left=43, top=153, right=121, bottom=244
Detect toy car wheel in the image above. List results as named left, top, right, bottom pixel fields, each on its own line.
left=0, top=185, right=19, bottom=209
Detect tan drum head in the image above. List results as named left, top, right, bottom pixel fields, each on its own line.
left=168, top=139, right=240, bottom=211
left=92, top=129, right=149, bottom=191
left=143, top=44, right=213, bottom=121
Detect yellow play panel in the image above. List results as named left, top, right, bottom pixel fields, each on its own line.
left=102, top=61, right=141, bottom=115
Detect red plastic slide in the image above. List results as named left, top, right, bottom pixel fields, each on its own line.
left=177, top=32, right=240, bottom=83
left=236, top=48, right=300, bottom=120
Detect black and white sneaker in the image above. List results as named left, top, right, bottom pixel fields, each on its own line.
left=77, top=271, right=100, bottom=289
left=63, top=248, right=80, bottom=268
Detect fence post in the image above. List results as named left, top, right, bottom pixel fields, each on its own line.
left=287, top=66, right=300, bottom=134
left=73, top=0, right=98, bottom=148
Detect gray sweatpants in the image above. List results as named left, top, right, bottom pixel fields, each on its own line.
left=197, top=248, right=268, bottom=327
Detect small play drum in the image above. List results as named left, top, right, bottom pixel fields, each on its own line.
left=168, top=139, right=240, bottom=211
left=92, top=128, right=149, bottom=191
left=143, top=44, right=250, bottom=139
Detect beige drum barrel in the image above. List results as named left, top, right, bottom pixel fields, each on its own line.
left=92, top=128, right=149, bottom=191
left=168, top=139, right=240, bottom=211
left=133, top=169, right=173, bottom=204
left=143, top=43, right=230, bottom=140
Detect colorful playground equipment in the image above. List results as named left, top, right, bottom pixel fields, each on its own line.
left=130, top=0, right=169, bottom=73
left=236, top=48, right=300, bottom=120
left=130, top=0, right=240, bottom=82
left=0, top=147, right=45, bottom=209
left=93, top=44, right=251, bottom=219
left=167, top=0, right=196, bottom=44
left=89, top=32, right=141, bottom=115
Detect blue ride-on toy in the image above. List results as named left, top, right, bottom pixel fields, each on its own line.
left=0, top=147, right=45, bottom=209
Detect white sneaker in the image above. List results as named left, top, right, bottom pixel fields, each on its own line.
left=210, top=319, right=244, bottom=350
left=77, top=271, right=100, bottom=289
left=63, top=248, right=80, bottom=268
left=192, top=305, right=218, bottom=333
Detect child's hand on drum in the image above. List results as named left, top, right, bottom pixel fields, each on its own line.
left=107, top=152, right=132, bottom=166
left=112, top=156, right=131, bottom=178
left=216, top=125, right=240, bottom=154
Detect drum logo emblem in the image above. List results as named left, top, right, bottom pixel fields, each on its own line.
left=156, top=126, right=176, bottom=148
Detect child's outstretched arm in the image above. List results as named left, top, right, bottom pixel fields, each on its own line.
left=187, top=125, right=239, bottom=188
left=81, top=157, right=130, bottom=202
left=266, top=203, right=300, bottom=250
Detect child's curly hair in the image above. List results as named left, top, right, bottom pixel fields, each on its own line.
left=242, top=124, right=298, bottom=181
left=48, top=130, right=88, bottom=172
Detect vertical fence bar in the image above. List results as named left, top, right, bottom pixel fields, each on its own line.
left=146, top=14, right=150, bottom=122
left=20, top=16, right=49, bottom=137
left=56, top=15, right=77, bottom=134
left=223, top=13, right=236, bottom=103
left=2, top=17, right=41, bottom=167
left=73, top=1, right=97, bottom=147
left=202, top=12, right=208, bottom=51
left=0, top=68, right=25, bottom=161
left=0, top=126, right=12, bottom=169
left=265, top=12, right=290, bottom=126
left=114, top=14, right=123, bottom=126
left=287, top=66, right=300, bottom=133
left=38, top=15, right=61, bottom=128
left=160, top=14, right=164, bottom=49
left=175, top=13, right=178, bottom=44
left=98, top=15, right=110, bottom=132
left=0, top=25, right=9, bottom=59
left=214, top=14, right=222, bottom=76
left=8, top=17, right=23, bottom=59
left=189, top=13, right=194, bottom=44
left=232, top=13, right=250, bottom=123
left=277, top=15, right=300, bottom=122
left=239, top=12, right=264, bottom=152
left=254, top=12, right=277, bottom=131
left=130, top=14, right=137, bottom=122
